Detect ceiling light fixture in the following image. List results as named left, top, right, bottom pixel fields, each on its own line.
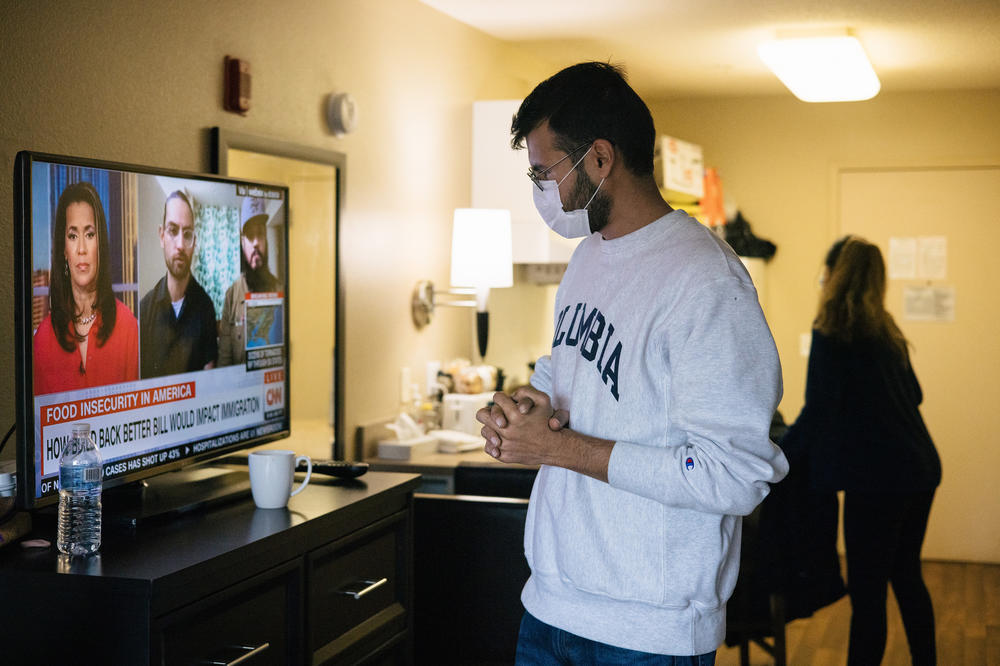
left=758, top=29, right=881, bottom=103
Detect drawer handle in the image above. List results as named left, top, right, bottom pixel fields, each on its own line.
left=337, top=577, right=388, bottom=600
left=203, top=642, right=270, bottom=665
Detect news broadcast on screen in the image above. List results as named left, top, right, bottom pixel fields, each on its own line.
left=17, top=153, right=290, bottom=506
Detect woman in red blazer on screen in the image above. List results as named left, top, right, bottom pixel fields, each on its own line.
left=33, top=181, right=138, bottom=396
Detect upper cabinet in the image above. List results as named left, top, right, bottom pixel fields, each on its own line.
left=472, top=100, right=581, bottom=264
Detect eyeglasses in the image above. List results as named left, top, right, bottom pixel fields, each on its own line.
left=164, top=223, right=196, bottom=247
left=527, top=143, right=590, bottom=190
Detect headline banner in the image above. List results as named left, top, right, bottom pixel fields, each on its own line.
left=37, top=379, right=283, bottom=478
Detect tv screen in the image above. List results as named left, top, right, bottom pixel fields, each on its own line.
left=14, top=151, right=290, bottom=510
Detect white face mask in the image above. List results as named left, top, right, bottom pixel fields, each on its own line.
left=531, top=148, right=605, bottom=239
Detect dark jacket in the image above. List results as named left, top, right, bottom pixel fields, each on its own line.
left=139, top=275, right=218, bottom=379
left=782, top=330, right=941, bottom=493
left=725, top=414, right=846, bottom=647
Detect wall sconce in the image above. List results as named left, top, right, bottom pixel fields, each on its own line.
left=412, top=208, right=513, bottom=357
left=758, top=28, right=880, bottom=102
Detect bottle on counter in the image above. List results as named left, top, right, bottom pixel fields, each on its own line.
left=409, top=383, right=423, bottom=422
left=57, top=422, right=102, bottom=556
left=418, top=395, right=443, bottom=432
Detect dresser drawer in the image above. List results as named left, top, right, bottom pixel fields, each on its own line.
left=155, top=558, right=302, bottom=665
left=308, top=510, right=409, bottom=663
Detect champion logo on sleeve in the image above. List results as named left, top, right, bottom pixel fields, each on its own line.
left=685, top=457, right=695, bottom=471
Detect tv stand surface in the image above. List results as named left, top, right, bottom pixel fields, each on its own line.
left=0, top=471, right=420, bottom=665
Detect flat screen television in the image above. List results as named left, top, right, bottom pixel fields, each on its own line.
left=13, top=151, right=291, bottom=516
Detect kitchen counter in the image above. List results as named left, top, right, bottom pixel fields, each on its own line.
left=366, top=447, right=538, bottom=497
left=368, top=446, right=497, bottom=474
left=356, top=419, right=538, bottom=496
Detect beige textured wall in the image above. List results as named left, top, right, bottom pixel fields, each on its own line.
left=0, top=0, right=552, bottom=462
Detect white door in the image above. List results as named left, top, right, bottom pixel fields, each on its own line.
left=839, top=165, right=1000, bottom=563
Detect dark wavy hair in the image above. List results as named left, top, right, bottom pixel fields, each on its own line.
left=49, top=181, right=117, bottom=351
left=815, top=236, right=908, bottom=360
left=511, top=61, right=656, bottom=176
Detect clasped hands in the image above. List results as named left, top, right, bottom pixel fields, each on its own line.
left=475, top=385, right=569, bottom=464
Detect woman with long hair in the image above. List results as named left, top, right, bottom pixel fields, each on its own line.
left=33, top=181, right=138, bottom=395
left=783, top=236, right=941, bottom=665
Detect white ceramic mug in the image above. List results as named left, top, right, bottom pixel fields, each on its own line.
left=248, top=450, right=312, bottom=509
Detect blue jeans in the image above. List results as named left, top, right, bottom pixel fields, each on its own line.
left=515, top=611, right=717, bottom=665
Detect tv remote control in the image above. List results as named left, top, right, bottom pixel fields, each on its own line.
left=297, top=459, right=369, bottom=479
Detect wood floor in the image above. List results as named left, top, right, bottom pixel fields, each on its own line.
left=716, top=560, right=1000, bottom=666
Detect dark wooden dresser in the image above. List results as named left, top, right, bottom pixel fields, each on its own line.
left=0, top=471, right=419, bottom=665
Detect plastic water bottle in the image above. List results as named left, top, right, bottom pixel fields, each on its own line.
left=57, top=423, right=102, bottom=556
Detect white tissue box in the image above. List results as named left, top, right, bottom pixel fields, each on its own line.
left=377, top=434, right=438, bottom=460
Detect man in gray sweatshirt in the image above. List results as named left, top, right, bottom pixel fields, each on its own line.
left=478, top=62, right=788, bottom=663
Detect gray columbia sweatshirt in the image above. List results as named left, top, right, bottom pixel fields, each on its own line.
left=523, top=210, right=788, bottom=656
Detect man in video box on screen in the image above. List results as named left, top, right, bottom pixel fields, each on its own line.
left=218, top=196, right=282, bottom=367
left=139, top=190, right=218, bottom=378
